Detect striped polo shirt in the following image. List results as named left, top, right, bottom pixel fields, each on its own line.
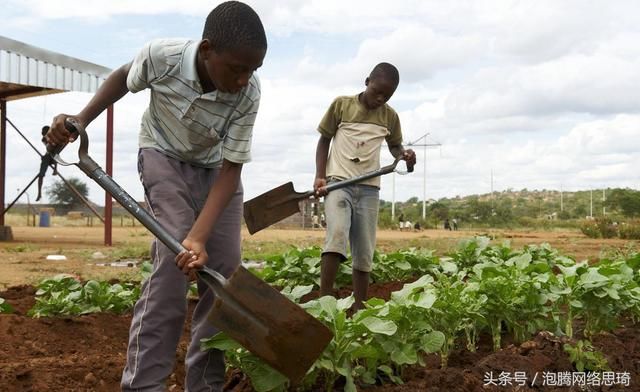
left=318, top=94, right=403, bottom=187
left=126, top=39, right=260, bottom=167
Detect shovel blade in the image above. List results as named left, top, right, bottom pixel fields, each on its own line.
left=243, top=182, right=306, bottom=234
left=207, top=266, right=333, bottom=384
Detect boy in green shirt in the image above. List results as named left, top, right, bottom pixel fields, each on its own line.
left=314, top=62, right=416, bottom=312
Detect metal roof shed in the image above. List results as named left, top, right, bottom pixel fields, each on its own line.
left=0, top=35, right=115, bottom=244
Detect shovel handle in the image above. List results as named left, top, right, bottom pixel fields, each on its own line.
left=324, top=156, right=403, bottom=193
left=86, top=162, right=224, bottom=286
left=46, top=118, right=80, bottom=156
left=54, top=121, right=226, bottom=289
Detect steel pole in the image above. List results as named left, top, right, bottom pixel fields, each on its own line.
left=391, top=172, right=395, bottom=221
left=422, top=142, right=426, bottom=220
left=0, top=100, right=6, bottom=227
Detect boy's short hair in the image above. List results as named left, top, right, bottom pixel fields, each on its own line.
left=203, top=1, right=267, bottom=53
left=370, top=62, right=399, bottom=86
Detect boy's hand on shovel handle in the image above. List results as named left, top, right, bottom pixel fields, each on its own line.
left=48, top=114, right=81, bottom=148
left=176, top=238, right=208, bottom=276
left=403, top=149, right=416, bottom=172
left=314, top=177, right=328, bottom=198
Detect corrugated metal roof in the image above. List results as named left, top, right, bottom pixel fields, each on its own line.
left=0, top=35, right=112, bottom=101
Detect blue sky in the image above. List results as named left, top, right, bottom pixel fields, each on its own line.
left=2, top=0, right=639, bottom=208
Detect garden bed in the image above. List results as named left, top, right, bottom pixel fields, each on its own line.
left=1, top=281, right=638, bottom=391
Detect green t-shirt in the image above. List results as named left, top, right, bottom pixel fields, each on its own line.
left=318, top=94, right=402, bottom=187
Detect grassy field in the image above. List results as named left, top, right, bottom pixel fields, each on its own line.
left=0, top=213, right=636, bottom=289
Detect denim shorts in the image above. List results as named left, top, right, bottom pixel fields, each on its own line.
left=323, top=180, right=379, bottom=272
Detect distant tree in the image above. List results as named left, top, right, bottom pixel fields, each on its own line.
left=606, top=189, right=640, bottom=218
left=46, top=178, right=89, bottom=206
left=406, top=197, right=419, bottom=204
left=492, top=198, right=514, bottom=223
left=558, top=210, right=571, bottom=220
left=572, top=203, right=588, bottom=219
left=428, top=201, right=449, bottom=221
left=462, top=196, right=493, bottom=221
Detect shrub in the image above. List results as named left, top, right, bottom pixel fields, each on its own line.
left=580, top=221, right=599, bottom=238
left=619, top=220, right=640, bottom=240
left=580, top=218, right=617, bottom=238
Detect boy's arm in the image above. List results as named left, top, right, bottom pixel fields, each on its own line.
left=48, top=62, right=132, bottom=145
left=388, top=144, right=405, bottom=159
left=176, top=158, right=242, bottom=272
left=314, top=98, right=340, bottom=196
left=386, top=112, right=416, bottom=169
left=177, top=74, right=260, bottom=272
left=313, top=135, right=331, bottom=197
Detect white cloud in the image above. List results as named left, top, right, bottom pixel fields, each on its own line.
left=291, top=24, right=484, bottom=86
left=3, top=0, right=639, bottom=207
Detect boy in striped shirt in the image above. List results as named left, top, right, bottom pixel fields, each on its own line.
left=47, top=2, right=267, bottom=390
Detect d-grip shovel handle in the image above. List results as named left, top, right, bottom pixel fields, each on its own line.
left=54, top=119, right=225, bottom=290
left=323, top=155, right=414, bottom=194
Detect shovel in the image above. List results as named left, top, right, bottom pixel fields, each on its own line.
left=51, top=118, right=333, bottom=384
left=244, top=157, right=414, bottom=234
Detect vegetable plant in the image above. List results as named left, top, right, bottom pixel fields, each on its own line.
left=28, top=274, right=139, bottom=317
left=0, top=297, right=13, bottom=314
left=564, top=340, right=610, bottom=372
left=428, top=272, right=486, bottom=365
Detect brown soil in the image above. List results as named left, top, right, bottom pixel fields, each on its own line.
left=2, top=280, right=639, bottom=391
left=0, top=226, right=638, bottom=391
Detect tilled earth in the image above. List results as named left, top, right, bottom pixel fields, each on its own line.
left=1, top=281, right=638, bottom=392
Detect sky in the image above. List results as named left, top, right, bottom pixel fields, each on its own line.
left=2, top=0, right=639, bottom=207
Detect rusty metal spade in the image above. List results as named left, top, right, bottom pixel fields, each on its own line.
left=244, top=157, right=414, bottom=234
left=52, top=118, right=333, bottom=384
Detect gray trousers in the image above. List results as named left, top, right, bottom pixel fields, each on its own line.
left=121, top=148, right=242, bottom=392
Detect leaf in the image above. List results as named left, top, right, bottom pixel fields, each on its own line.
left=344, top=374, right=357, bottom=392
left=395, top=260, right=412, bottom=270
left=361, top=317, right=397, bottom=335
left=315, top=358, right=334, bottom=371
left=246, top=362, right=288, bottom=392
left=336, top=360, right=351, bottom=377
left=284, top=285, right=313, bottom=302
left=580, top=268, right=609, bottom=287
left=606, top=288, right=620, bottom=300
left=414, top=289, right=437, bottom=309
left=390, top=343, right=417, bottom=365
left=440, top=260, right=458, bottom=274
left=319, top=295, right=338, bottom=316
left=510, top=253, right=532, bottom=269
left=337, top=296, right=355, bottom=312
left=378, top=364, right=394, bottom=378
left=421, top=330, right=446, bottom=353
left=200, top=332, right=241, bottom=351
left=0, top=298, right=14, bottom=314
left=391, top=275, right=433, bottom=304
left=351, top=344, right=381, bottom=359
